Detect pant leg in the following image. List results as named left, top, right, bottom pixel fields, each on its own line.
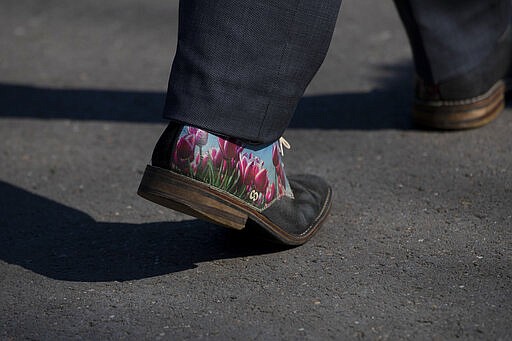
left=163, top=0, right=342, bottom=144
left=394, top=0, right=511, bottom=84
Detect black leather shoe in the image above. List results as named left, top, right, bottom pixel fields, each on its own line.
left=138, top=123, right=332, bottom=245
left=413, top=25, right=511, bottom=130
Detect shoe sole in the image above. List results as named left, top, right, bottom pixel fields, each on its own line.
left=137, top=165, right=332, bottom=245
left=413, top=80, right=506, bottom=130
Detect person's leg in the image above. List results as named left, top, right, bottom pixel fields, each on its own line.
left=394, top=0, right=512, bottom=129
left=139, top=0, right=342, bottom=245
left=164, top=0, right=342, bottom=144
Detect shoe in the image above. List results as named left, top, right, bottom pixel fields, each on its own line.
left=137, top=123, right=332, bottom=245
left=413, top=25, right=511, bottom=130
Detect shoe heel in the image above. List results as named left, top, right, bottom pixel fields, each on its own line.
left=413, top=81, right=506, bottom=129
left=137, top=165, right=248, bottom=230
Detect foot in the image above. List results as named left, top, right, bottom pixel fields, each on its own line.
left=138, top=123, right=332, bottom=245
left=413, top=25, right=511, bottom=130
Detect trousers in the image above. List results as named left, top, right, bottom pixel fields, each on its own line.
left=163, top=0, right=511, bottom=144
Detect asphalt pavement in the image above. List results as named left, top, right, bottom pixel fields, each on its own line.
left=1, top=0, right=511, bottom=339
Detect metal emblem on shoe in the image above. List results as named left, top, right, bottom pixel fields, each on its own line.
left=170, top=125, right=294, bottom=211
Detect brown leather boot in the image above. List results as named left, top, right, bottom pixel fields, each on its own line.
left=413, top=26, right=511, bottom=130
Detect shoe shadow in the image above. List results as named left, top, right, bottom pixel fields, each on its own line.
left=1, top=62, right=509, bottom=130
left=290, top=62, right=415, bottom=130
left=0, top=180, right=286, bottom=282
left=291, top=89, right=413, bottom=130
left=0, top=62, right=415, bottom=130
left=0, top=84, right=167, bottom=123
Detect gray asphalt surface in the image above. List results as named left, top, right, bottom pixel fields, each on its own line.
left=1, top=0, right=511, bottom=340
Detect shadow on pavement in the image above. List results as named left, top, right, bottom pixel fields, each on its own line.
left=0, top=62, right=418, bottom=130
left=291, top=63, right=415, bottom=130
left=0, top=84, right=167, bottom=123
left=292, top=89, right=412, bottom=130
left=0, top=180, right=287, bottom=282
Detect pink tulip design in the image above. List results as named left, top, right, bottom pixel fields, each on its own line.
left=275, top=163, right=286, bottom=188
left=176, top=134, right=195, bottom=160
left=272, top=143, right=280, bottom=167
left=191, top=153, right=200, bottom=173
left=173, top=134, right=196, bottom=172
left=195, top=130, right=208, bottom=146
left=199, top=153, right=209, bottom=170
left=172, top=125, right=288, bottom=210
left=265, top=183, right=276, bottom=203
left=187, top=126, right=208, bottom=146
left=210, top=148, right=222, bottom=168
left=219, top=137, right=242, bottom=160
left=238, top=155, right=256, bottom=186
left=187, top=126, right=199, bottom=135
left=254, top=168, right=269, bottom=193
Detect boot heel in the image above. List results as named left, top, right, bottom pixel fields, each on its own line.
left=137, top=165, right=248, bottom=230
left=413, top=81, right=506, bottom=129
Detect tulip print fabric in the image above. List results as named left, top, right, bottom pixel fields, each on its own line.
left=171, top=125, right=294, bottom=211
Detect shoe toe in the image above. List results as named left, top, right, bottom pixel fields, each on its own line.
left=253, top=174, right=332, bottom=244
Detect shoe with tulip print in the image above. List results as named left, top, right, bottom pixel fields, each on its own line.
left=137, top=123, right=332, bottom=245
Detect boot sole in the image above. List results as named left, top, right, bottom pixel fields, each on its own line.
left=413, top=80, right=506, bottom=130
left=137, top=165, right=332, bottom=245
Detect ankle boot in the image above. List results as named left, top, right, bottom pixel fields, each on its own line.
left=138, top=123, right=332, bottom=245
